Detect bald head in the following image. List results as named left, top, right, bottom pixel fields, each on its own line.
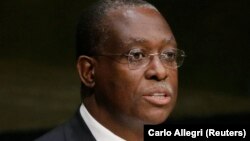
left=76, top=0, right=159, bottom=58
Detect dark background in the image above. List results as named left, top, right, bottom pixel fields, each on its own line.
left=0, top=0, right=249, bottom=140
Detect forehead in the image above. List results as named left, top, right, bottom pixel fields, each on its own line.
left=104, top=7, right=176, bottom=50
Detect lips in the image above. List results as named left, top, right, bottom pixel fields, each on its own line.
left=143, top=92, right=171, bottom=106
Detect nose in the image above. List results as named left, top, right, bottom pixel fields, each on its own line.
left=144, top=55, right=169, bottom=81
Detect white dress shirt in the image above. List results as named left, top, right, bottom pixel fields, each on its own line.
left=80, top=103, right=126, bottom=141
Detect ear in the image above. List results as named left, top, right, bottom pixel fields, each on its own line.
left=77, top=56, right=96, bottom=88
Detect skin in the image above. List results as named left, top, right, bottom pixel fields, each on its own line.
left=77, top=6, right=178, bottom=141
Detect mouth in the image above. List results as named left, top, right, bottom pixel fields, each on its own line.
left=151, top=93, right=166, bottom=99
left=143, top=92, right=171, bottom=106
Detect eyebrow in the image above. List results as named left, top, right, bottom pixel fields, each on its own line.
left=123, top=36, right=176, bottom=48
left=123, top=37, right=147, bottom=47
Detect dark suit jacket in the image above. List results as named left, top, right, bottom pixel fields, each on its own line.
left=35, top=110, right=96, bottom=141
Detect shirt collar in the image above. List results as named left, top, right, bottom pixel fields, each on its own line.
left=79, top=103, right=126, bottom=141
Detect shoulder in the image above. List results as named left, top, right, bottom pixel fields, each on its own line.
left=34, top=122, right=67, bottom=141
left=35, top=111, right=96, bottom=141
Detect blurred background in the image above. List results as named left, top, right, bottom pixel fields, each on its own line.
left=0, top=0, right=249, bottom=140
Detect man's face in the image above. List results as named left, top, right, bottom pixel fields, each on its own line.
left=93, top=7, right=178, bottom=125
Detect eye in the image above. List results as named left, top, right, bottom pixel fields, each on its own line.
left=161, top=49, right=177, bottom=61
left=128, top=49, right=146, bottom=61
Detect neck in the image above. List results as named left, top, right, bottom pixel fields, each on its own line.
left=83, top=96, right=144, bottom=141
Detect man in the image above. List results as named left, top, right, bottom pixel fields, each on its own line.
left=36, top=0, right=185, bottom=140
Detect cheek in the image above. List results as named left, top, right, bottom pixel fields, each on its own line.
left=167, top=69, right=178, bottom=91
left=95, top=62, right=143, bottom=107
left=106, top=67, right=139, bottom=91
left=169, top=70, right=178, bottom=108
left=174, top=71, right=178, bottom=94
left=108, top=68, right=143, bottom=102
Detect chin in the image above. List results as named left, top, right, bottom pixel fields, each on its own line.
left=143, top=110, right=170, bottom=125
left=144, top=117, right=167, bottom=125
